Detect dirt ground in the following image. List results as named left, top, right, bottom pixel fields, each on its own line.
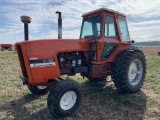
left=0, top=46, right=160, bottom=120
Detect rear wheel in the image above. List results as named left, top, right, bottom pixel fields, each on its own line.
left=1, top=48, right=4, bottom=51
left=28, top=84, right=49, bottom=95
left=8, top=48, right=12, bottom=51
left=47, top=80, right=82, bottom=118
left=112, top=50, right=146, bottom=93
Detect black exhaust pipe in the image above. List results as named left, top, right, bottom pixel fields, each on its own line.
left=20, top=16, right=31, bottom=41
left=56, top=11, right=62, bottom=39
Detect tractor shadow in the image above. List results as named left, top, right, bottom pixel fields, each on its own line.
left=0, top=94, right=50, bottom=120
left=0, top=81, right=147, bottom=120
left=75, top=81, right=147, bottom=120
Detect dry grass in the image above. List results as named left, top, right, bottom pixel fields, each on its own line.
left=142, top=46, right=160, bottom=57
left=0, top=46, right=160, bottom=120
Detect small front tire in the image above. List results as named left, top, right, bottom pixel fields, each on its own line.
left=47, top=80, right=82, bottom=118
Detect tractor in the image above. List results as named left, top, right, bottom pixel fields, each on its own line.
left=16, top=8, right=146, bottom=118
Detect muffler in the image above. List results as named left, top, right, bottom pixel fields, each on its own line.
left=56, top=11, right=62, bottom=39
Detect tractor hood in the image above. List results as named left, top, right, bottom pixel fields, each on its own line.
left=16, top=39, right=90, bottom=57
left=16, top=39, right=90, bottom=84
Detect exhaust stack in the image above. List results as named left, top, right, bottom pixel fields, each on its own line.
left=56, top=11, right=62, bottom=39
left=20, top=16, right=32, bottom=41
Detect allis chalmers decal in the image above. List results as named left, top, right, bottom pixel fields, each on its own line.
left=29, top=59, right=56, bottom=68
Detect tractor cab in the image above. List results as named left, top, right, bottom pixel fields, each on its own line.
left=80, top=8, right=131, bottom=63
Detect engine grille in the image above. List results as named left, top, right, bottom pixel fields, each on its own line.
left=17, top=44, right=28, bottom=78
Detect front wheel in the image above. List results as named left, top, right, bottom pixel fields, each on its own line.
left=112, top=50, right=146, bottom=93
left=47, top=80, right=82, bottom=118
left=28, top=84, right=49, bottom=95
left=1, top=48, right=4, bottom=51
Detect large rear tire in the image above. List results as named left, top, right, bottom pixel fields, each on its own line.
left=47, top=80, right=82, bottom=118
left=112, top=50, right=146, bottom=93
left=28, top=84, right=49, bottom=95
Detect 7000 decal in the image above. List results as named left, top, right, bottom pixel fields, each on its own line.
left=29, top=59, right=56, bottom=68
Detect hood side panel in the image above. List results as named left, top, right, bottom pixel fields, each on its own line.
left=19, top=40, right=89, bottom=84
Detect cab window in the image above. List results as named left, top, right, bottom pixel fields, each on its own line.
left=105, top=15, right=116, bottom=38
left=80, top=16, right=102, bottom=39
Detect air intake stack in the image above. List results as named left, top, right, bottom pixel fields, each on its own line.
left=20, top=16, right=32, bottom=41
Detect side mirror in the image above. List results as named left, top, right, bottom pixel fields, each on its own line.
left=84, top=35, right=97, bottom=43
left=131, top=40, right=135, bottom=43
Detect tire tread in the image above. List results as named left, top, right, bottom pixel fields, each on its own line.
left=112, top=50, right=146, bottom=93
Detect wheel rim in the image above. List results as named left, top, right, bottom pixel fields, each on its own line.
left=128, top=59, right=143, bottom=85
left=37, top=86, right=47, bottom=89
left=60, top=91, right=77, bottom=110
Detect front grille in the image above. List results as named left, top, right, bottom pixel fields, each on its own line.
left=17, top=44, right=28, bottom=78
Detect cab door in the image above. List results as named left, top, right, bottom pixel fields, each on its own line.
left=100, top=15, right=119, bottom=61
left=100, top=14, right=131, bottom=63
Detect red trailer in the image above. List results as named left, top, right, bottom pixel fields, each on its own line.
left=0, top=44, right=13, bottom=51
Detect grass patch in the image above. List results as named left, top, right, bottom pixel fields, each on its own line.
left=0, top=95, right=12, bottom=106
left=33, top=101, right=46, bottom=109
left=147, top=98, right=156, bottom=107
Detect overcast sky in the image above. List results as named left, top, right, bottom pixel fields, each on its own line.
left=0, top=0, right=160, bottom=44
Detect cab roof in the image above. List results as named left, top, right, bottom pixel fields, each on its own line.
left=82, top=8, right=126, bottom=17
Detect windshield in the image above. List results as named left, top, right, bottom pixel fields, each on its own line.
left=80, top=15, right=102, bottom=39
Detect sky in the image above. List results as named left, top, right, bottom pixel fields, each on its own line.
left=0, top=0, right=160, bottom=44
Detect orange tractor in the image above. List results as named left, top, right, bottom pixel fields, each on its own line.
left=16, top=8, right=146, bottom=118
